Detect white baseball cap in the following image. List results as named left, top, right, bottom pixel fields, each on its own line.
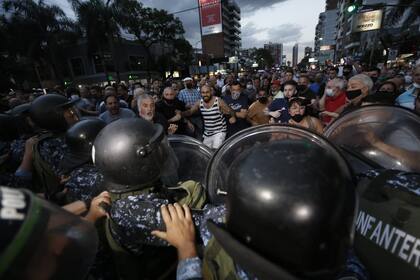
left=183, top=77, right=193, bottom=82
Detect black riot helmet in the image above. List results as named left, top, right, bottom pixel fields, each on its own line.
left=7, top=102, right=30, bottom=116
left=29, top=94, right=78, bottom=132
left=7, top=103, right=37, bottom=137
left=0, top=114, right=19, bottom=141
left=93, top=118, right=174, bottom=193
left=206, top=125, right=357, bottom=279
left=0, top=186, right=98, bottom=280
left=60, top=118, right=106, bottom=174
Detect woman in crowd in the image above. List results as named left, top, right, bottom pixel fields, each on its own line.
left=288, top=97, right=324, bottom=134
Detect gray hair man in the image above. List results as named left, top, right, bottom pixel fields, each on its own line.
left=138, top=94, right=176, bottom=134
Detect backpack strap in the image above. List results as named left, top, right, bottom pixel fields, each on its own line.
left=168, top=180, right=207, bottom=209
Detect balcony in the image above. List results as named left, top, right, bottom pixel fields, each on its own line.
left=230, top=7, right=240, bottom=18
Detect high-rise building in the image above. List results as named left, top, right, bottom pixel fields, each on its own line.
left=200, top=0, right=241, bottom=59
left=318, top=0, right=419, bottom=64
left=314, top=6, right=338, bottom=64
left=292, top=44, right=299, bottom=67
left=304, top=47, right=313, bottom=57
left=264, top=42, right=283, bottom=66
left=326, top=0, right=338, bottom=10
left=334, top=0, right=359, bottom=61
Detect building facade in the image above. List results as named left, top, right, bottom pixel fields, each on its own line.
left=314, top=0, right=338, bottom=64
left=292, top=43, right=299, bottom=67
left=58, top=38, right=176, bottom=85
left=264, top=42, right=284, bottom=66
left=304, top=47, right=313, bottom=57
left=334, top=0, right=419, bottom=65
left=201, top=0, right=241, bottom=59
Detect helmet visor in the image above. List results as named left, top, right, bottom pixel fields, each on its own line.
left=324, top=105, right=420, bottom=173
left=205, top=124, right=352, bottom=205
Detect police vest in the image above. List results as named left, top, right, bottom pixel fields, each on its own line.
left=354, top=170, right=420, bottom=280
left=0, top=142, right=11, bottom=174
left=105, top=180, right=207, bottom=280
left=203, top=237, right=241, bottom=280
left=32, top=132, right=62, bottom=198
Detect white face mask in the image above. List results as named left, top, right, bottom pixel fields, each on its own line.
left=246, top=84, right=253, bottom=89
left=231, top=91, right=241, bottom=100
left=413, top=83, right=420, bottom=89
left=326, top=88, right=335, bottom=97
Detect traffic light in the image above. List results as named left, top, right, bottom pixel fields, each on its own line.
left=346, top=3, right=358, bottom=14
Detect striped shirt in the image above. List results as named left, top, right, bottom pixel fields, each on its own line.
left=200, top=97, right=227, bottom=137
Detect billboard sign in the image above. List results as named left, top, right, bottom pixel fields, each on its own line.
left=199, top=0, right=222, bottom=36
left=352, top=9, right=383, bottom=33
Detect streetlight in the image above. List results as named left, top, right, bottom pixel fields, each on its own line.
left=346, top=4, right=358, bottom=14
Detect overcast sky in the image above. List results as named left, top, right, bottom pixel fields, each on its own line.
left=48, top=0, right=325, bottom=61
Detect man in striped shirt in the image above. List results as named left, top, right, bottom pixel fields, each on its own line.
left=183, top=85, right=236, bottom=149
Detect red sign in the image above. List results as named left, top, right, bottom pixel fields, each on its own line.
left=199, top=0, right=222, bottom=35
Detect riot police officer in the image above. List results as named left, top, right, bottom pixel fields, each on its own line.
left=0, top=113, right=21, bottom=186
left=0, top=113, right=19, bottom=170
left=59, top=118, right=106, bottom=203
left=152, top=125, right=368, bottom=280
left=324, top=105, right=420, bottom=280
left=28, top=94, right=80, bottom=200
left=6, top=103, right=39, bottom=167
left=0, top=186, right=98, bottom=280
left=93, top=118, right=211, bottom=279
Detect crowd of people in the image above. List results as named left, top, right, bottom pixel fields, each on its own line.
left=0, top=61, right=420, bottom=280
left=8, top=65, right=420, bottom=144
left=2, top=63, right=419, bottom=149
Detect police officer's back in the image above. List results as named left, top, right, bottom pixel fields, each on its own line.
left=93, top=118, right=208, bottom=279
left=28, top=94, right=80, bottom=199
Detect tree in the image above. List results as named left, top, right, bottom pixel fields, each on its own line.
left=3, top=0, right=77, bottom=85
left=119, top=4, right=185, bottom=77
left=69, top=0, right=135, bottom=83
left=160, top=38, right=193, bottom=78
left=252, top=48, right=274, bottom=69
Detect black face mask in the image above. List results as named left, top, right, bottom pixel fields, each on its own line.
left=374, top=91, right=395, bottom=103
left=258, top=96, right=268, bottom=104
left=371, top=77, right=378, bottom=83
left=186, top=84, right=193, bottom=89
left=346, top=89, right=362, bottom=100
left=164, top=98, right=175, bottom=105
left=343, top=71, right=351, bottom=76
left=291, top=114, right=304, bottom=123
left=296, top=85, right=307, bottom=92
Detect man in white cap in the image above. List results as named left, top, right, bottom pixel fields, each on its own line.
left=178, top=77, right=201, bottom=108
left=178, top=77, right=203, bottom=139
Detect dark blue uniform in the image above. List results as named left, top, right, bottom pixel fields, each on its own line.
left=64, top=164, right=104, bottom=202
left=38, top=135, right=67, bottom=177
